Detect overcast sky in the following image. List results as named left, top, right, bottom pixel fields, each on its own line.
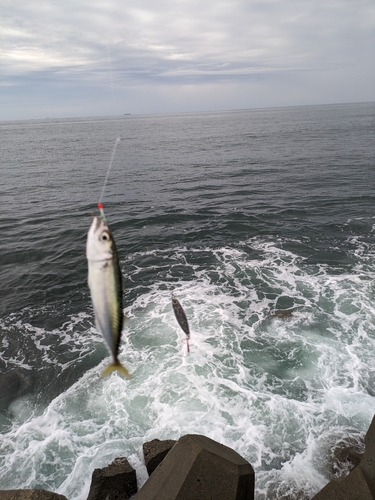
left=1, top=0, right=374, bottom=120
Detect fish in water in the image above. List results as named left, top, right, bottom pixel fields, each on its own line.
left=172, top=293, right=190, bottom=353
left=86, top=209, right=131, bottom=378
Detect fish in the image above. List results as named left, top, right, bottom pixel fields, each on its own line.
left=172, top=293, right=190, bottom=353
left=86, top=212, right=131, bottom=378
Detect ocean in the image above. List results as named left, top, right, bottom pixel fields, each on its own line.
left=1, top=102, right=375, bottom=499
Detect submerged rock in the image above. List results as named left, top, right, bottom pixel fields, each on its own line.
left=312, top=414, right=375, bottom=500
left=272, top=310, right=293, bottom=319
left=0, top=491, right=67, bottom=500
left=330, top=434, right=364, bottom=478
left=0, top=370, right=31, bottom=410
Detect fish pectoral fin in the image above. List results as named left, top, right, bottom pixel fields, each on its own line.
left=101, top=360, right=132, bottom=379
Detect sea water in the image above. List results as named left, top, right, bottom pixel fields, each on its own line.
left=1, top=102, right=375, bottom=499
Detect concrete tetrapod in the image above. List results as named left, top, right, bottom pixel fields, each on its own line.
left=134, top=434, right=254, bottom=500
left=143, top=439, right=177, bottom=476
left=86, top=457, right=137, bottom=500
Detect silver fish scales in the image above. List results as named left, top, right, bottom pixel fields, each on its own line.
left=86, top=208, right=131, bottom=377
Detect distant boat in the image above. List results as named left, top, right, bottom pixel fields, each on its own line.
left=124, top=113, right=131, bottom=116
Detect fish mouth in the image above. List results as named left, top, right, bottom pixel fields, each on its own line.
left=92, top=215, right=106, bottom=232
left=87, top=215, right=109, bottom=246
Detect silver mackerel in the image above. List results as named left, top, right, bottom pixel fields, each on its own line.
left=86, top=214, right=131, bottom=378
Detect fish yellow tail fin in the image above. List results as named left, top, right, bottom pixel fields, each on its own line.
left=101, top=361, right=132, bottom=379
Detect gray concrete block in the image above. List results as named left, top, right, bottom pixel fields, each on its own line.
left=143, top=439, right=177, bottom=476
left=134, top=434, right=254, bottom=500
left=86, top=457, right=137, bottom=500
left=360, top=414, right=375, bottom=498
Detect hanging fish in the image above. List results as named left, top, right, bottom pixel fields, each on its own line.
left=171, top=292, right=190, bottom=354
left=86, top=203, right=131, bottom=378
left=86, top=138, right=130, bottom=377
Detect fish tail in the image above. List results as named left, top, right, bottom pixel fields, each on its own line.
left=101, top=360, right=132, bottom=378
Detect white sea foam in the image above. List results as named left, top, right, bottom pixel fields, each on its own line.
left=1, top=237, right=374, bottom=499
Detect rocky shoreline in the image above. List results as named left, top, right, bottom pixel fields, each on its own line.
left=1, top=415, right=374, bottom=500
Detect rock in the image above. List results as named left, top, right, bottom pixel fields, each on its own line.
left=312, top=414, right=375, bottom=500
left=0, top=491, right=67, bottom=500
left=273, top=310, right=293, bottom=319
left=143, top=439, right=177, bottom=476
left=134, top=434, right=254, bottom=500
left=311, top=467, right=373, bottom=500
left=0, top=370, right=30, bottom=410
left=360, top=414, right=375, bottom=498
left=330, top=436, right=364, bottom=478
left=86, top=457, right=137, bottom=500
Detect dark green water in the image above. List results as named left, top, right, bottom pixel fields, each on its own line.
left=1, top=103, right=375, bottom=499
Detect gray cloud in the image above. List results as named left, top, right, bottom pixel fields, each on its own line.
left=1, top=0, right=374, bottom=119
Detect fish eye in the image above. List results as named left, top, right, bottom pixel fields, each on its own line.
left=100, top=231, right=111, bottom=242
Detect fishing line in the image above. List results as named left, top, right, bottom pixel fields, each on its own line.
left=106, top=44, right=115, bottom=106
left=98, top=137, right=121, bottom=221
